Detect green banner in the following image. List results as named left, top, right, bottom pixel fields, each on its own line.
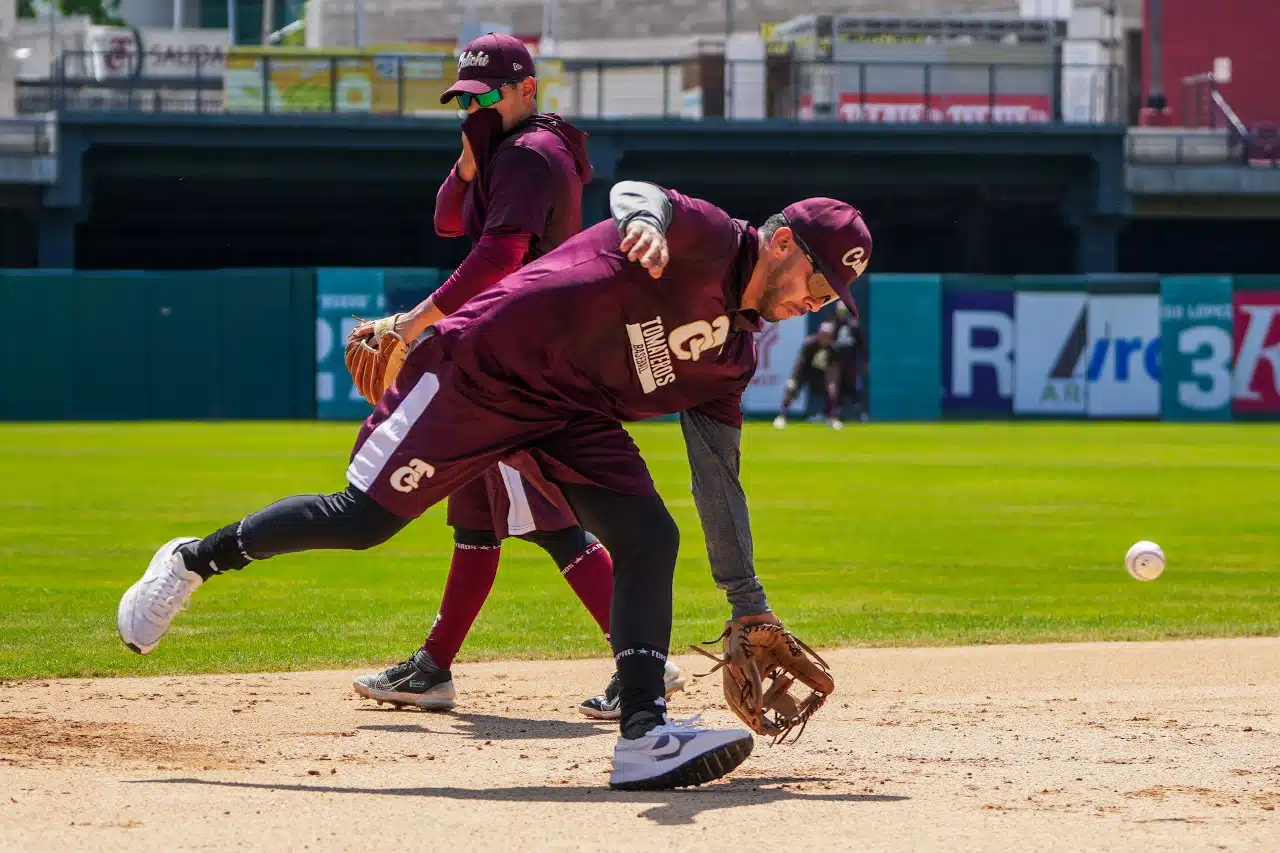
left=1160, top=276, right=1234, bottom=422
left=316, top=268, right=386, bottom=420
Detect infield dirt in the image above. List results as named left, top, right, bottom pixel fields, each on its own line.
left=2, top=638, right=1276, bottom=852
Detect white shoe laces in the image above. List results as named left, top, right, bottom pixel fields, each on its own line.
left=662, top=712, right=706, bottom=730
left=145, top=568, right=196, bottom=621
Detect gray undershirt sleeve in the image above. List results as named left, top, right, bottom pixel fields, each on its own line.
left=609, top=181, right=674, bottom=235
left=680, top=409, right=771, bottom=619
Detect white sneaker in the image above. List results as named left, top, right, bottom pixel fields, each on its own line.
left=609, top=715, right=754, bottom=791
left=772, top=415, right=787, bottom=429
left=829, top=418, right=844, bottom=430
left=663, top=660, right=688, bottom=696
left=117, top=537, right=203, bottom=655
left=579, top=660, right=688, bottom=720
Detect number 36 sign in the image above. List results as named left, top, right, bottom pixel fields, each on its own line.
left=1161, top=277, right=1234, bottom=421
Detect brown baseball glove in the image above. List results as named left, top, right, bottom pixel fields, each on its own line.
left=345, top=315, right=410, bottom=406
left=690, top=618, right=835, bottom=744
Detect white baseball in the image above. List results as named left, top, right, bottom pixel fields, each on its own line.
left=1125, top=541, right=1165, bottom=581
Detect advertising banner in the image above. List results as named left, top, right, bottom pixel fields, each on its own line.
left=316, top=269, right=385, bottom=420
left=225, top=48, right=454, bottom=115
left=1232, top=290, right=1280, bottom=415
left=1085, top=295, right=1161, bottom=418
left=742, top=317, right=808, bottom=417
left=1013, top=292, right=1087, bottom=415
left=942, top=290, right=1014, bottom=414
left=225, top=48, right=567, bottom=116
left=801, top=93, right=1051, bottom=123
left=87, top=26, right=230, bottom=80
left=1160, top=277, right=1234, bottom=421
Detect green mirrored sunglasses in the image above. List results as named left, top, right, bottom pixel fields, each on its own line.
left=456, top=79, right=523, bottom=109
left=456, top=88, right=504, bottom=109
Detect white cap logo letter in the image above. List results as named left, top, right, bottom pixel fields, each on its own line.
left=842, top=247, right=868, bottom=276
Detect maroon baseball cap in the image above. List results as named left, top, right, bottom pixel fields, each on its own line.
left=782, top=198, right=873, bottom=315
left=440, top=33, right=536, bottom=104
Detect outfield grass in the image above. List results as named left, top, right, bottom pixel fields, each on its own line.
left=0, top=422, right=1277, bottom=680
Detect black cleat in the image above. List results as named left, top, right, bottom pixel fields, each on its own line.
left=353, top=654, right=456, bottom=711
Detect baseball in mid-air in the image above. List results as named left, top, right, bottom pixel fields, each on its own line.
left=1125, top=540, right=1166, bottom=581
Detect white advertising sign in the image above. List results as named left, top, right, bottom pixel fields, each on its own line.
left=742, top=318, right=807, bottom=416
left=1014, top=292, right=1088, bottom=415
left=1085, top=295, right=1161, bottom=417
left=87, top=26, right=231, bottom=80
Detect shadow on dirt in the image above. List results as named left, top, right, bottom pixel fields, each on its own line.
left=356, top=711, right=613, bottom=741
left=131, top=776, right=909, bottom=825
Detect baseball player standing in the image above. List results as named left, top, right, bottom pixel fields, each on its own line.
left=773, top=321, right=846, bottom=430
left=349, top=33, right=684, bottom=715
left=119, top=181, right=872, bottom=790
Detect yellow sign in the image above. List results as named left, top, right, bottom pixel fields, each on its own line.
left=226, top=47, right=569, bottom=117
left=225, top=47, right=455, bottom=116
left=535, top=58, right=566, bottom=114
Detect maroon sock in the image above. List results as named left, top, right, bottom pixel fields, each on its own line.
left=422, top=543, right=502, bottom=668
left=559, top=541, right=615, bottom=638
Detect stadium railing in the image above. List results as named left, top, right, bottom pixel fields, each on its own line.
left=20, top=50, right=1126, bottom=125
left=0, top=114, right=58, bottom=155
left=1177, top=73, right=1280, bottom=168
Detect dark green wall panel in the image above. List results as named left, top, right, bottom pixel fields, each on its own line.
left=1, top=272, right=79, bottom=420
left=0, top=269, right=315, bottom=421
left=74, top=273, right=152, bottom=420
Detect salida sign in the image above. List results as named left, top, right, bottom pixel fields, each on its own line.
left=88, top=26, right=230, bottom=80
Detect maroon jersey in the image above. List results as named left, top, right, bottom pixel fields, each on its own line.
left=461, top=111, right=592, bottom=261
left=437, top=190, right=761, bottom=429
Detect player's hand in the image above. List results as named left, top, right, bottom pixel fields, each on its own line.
left=457, top=133, right=477, bottom=182
left=736, top=611, right=783, bottom=627
left=348, top=314, right=406, bottom=344
left=348, top=318, right=377, bottom=343
left=620, top=220, right=668, bottom=279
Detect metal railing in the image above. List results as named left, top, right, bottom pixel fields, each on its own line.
left=1179, top=73, right=1280, bottom=168
left=0, top=114, right=58, bottom=155
left=1125, top=127, right=1239, bottom=166
left=23, top=51, right=1127, bottom=125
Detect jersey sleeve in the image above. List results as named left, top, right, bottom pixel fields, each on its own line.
left=434, top=165, right=468, bottom=237
left=482, top=146, right=555, bottom=239
left=609, top=182, right=740, bottom=267
left=610, top=181, right=673, bottom=232
left=429, top=232, right=532, bottom=316
left=662, top=189, right=742, bottom=266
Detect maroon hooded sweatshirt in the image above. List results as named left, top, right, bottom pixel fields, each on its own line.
left=430, top=110, right=593, bottom=315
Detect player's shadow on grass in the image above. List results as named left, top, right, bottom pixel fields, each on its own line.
left=134, top=777, right=907, bottom=825
left=357, top=712, right=611, bottom=741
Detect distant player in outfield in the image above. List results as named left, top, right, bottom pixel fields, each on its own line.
left=773, top=321, right=847, bottom=430
left=118, top=181, right=872, bottom=790
left=347, top=33, right=684, bottom=716
left=828, top=301, right=866, bottom=422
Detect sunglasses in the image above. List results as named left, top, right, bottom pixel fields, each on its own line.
left=786, top=225, right=841, bottom=308
left=455, top=78, right=525, bottom=109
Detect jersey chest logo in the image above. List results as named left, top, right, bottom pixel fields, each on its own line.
left=668, top=316, right=730, bottom=362
left=626, top=314, right=731, bottom=394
